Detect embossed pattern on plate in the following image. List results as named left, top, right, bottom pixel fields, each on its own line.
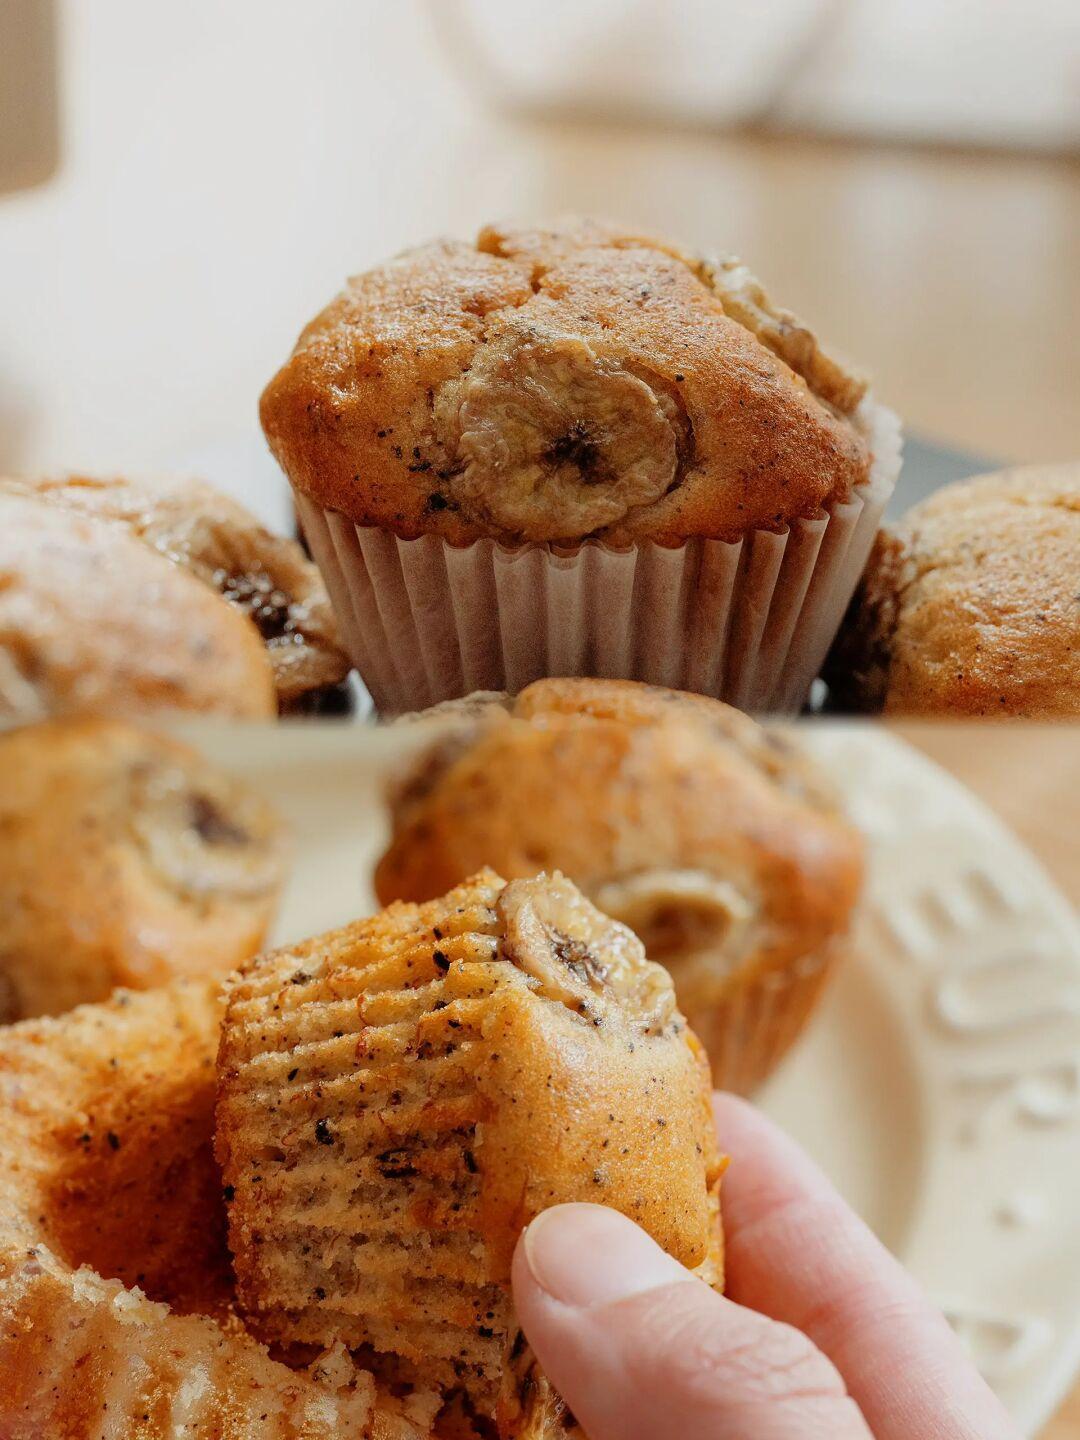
left=780, top=728, right=1080, bottom=1432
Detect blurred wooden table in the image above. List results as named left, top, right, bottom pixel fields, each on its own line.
left=893, top=724, right=1079, bottom=1438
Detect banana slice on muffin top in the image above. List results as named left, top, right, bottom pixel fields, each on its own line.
left=261, top=217, right=876, bottom=547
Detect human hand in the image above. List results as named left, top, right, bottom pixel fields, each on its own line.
left=512, top=1094, right=1023, bottom=1439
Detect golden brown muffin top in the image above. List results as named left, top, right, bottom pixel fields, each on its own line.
left=825, top=463, right=1080, bottom=717
left=0, top=717, right=286, bottom=1021
left=261, top=218, right=874, bottom=546
left=1, top=472, right=350, bottom=709
left=0, top=492, right=277, bottom=721
left=376, top=679, right=864, bottom=991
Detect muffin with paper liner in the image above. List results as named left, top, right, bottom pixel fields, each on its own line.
left=0, top=982, right=438, bottom=1438
left=261, top=218, right=901, bottom=714
left=375, top=678, right=865, bottom=1094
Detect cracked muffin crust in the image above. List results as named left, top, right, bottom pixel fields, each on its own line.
left=826, top=464, right=1080, bottom=717
left=0, top=718, right=286, bottom=1021
left=216, top=870, right=723, bottom=1437
left=1, top=473, right=350, bottom=712
left=375, top=679, right=864, bottom=1093
left=0, top=492, right=277, bottom=722
left=261, top=218, right=875, bottom=546
left=0, top=983, right=434, bottom=1439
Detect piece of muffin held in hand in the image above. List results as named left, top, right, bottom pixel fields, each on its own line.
left=825, top=463, right=1080, bottom=717
left=0, top=983, right=436, bottom=1440
left=376, top=679, right=864, bottom=1094
left=261, top=216, right=900, bottom=714
left=216, top=870, right=724, bottom=1438
left=0, top=492, right=278, bottom=722
left=2, top=472, right=351, bottom=714
left=0, top=717, right=286, bottom=1022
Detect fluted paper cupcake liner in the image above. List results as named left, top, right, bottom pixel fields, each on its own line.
left=686, top=943, right=842, bottom=1097
left=296, top=397, right=901, bottom=716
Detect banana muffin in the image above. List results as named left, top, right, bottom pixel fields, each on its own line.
left=261, top=218, right=901, bottom=713
left=376, top=679, right=864, bottom=1093
left=826, top=463, right=1080, bottom=716
left=2, top=472, right=350, bottom=713
left=0, top=492, right=277, bottom=722
left=0, top=717, right=286, bottom=1021
left=216, top=870, right=724, bottom=1437
left=0, top=983, right=435, bottom=1438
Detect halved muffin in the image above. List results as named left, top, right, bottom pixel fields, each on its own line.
left=216, top=870, right=724, bottom=1437
left=0, top=983, right=432, bottom=1438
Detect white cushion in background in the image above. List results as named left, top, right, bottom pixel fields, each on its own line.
left=432, top=0, right=1080, bottom=150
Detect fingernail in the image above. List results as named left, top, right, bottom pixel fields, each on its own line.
left=521, top=1203, right=688, bottom=1309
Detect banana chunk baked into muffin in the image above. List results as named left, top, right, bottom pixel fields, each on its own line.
left=376, top=679, right=864, bottom=1094
left=2, top=472, right=350, bottom=713
left=0, top=718, right=286, bottom=1021
left=264, top=218, right=875, bottom=547
left=261, top=217, right=900, bottom=712
left=0, top=492, right=277, bottom=722
left=216, top=871, right=724, bottom=1437
left=826, top=463, right=1080, bottom=717
left=0, top=983, right=435, bottom=1439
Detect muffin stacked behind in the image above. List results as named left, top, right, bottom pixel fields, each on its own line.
left=826, top=462, right=1080, bottom=717
left=0, top=492, right=278, bottom=722
left=376, top=679, right=864, bottom=1094
left=216, top=871, right=724, bottom=1436
left=0, top=717, right=286, bottom=1021
left=2, top=472, right=350, bottom=713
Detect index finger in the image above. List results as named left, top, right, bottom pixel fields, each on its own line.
left=714, top=1093, right=1021, bottom=1440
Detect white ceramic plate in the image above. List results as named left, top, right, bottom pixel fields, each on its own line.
left=182, top=719, right=1080, bottom=1435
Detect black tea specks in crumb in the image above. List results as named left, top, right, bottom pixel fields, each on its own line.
left=375, top=1148, right=419, bottom=1180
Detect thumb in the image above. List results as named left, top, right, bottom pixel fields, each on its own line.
left=512, top=1204, right=872, bottom=1440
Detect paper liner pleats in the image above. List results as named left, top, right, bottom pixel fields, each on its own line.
left=685, top=944, right=841, bottom=1097
left=297, top=398, right=901, bottom=716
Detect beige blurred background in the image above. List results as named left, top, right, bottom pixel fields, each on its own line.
left=0, top=3, right=1077, bottom=1432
